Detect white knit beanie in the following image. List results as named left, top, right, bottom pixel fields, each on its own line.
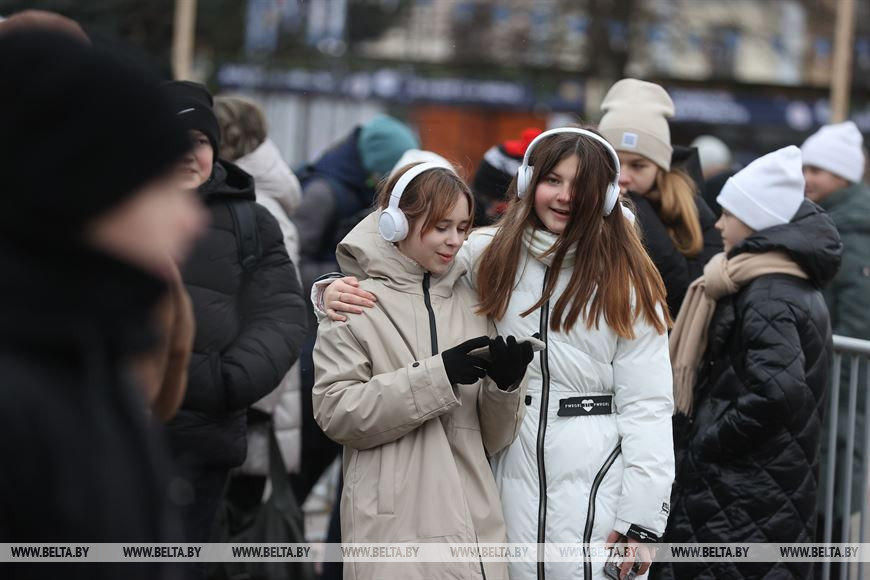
left=598, top=79, right=675, bottom=171
left=716, top=146, right=804, bottom=231
left=800, top=121, right=865, bottom=183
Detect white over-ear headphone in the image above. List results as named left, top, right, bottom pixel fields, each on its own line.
left=516, top=127, right=622, bottom=216
left=378, top=161, right=451, bottom=242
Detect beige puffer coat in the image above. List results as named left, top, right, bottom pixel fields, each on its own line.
left=313, top=211, right=527, bottom=580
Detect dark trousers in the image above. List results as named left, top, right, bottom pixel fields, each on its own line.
left=321, top=473, right=343, bottom=580
left=292, top=332, right=341, bottom=504
left=179, top=464, right=229, bottom=580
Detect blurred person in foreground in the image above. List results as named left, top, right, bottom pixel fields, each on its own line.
left=0, top=30, right=206, bottom=580
left=1, top=8, right=197, bottom=425
left=0, top=8, right=89, bottom=41
left=659, top=147, right=842, bottom=579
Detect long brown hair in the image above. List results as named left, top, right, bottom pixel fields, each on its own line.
left=375, top=163, right=474, bottom=236
left=475, top=130, right=671, bottom=338
left=653, top=169, right=703, bottom=257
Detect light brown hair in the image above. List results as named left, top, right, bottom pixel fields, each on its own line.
left=475, top=130, right=671, bottom=338
left=376, top=163, right=474, bottom=237
left=213, top=95, right=268, bottom=161
left=653, top=169, right=703, bottom=257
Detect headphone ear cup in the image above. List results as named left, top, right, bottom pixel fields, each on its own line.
left=379, top=207, right=409, bottom=242
left=516, top=166, right=533, bottom=199
left=603, top=183, right=620, bottom=216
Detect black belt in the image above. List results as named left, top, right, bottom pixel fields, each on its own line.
left=557, top=395, right=613, bottom=417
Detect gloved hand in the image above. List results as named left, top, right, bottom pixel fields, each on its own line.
left=441, top=336, right=491, bottom=385
left=487, top=335, right=534, bottom=391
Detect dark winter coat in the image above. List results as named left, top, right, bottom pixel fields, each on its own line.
left=820, top=181, right=870, bottom=341
left=167, top=160, right=307, bottom=469
left=818, top=180, right=870, bottom=519
left=656, top=201, right=843, bottom=580
left=0, top=243, right=184, bottom=580
left=630, top=192, right=722, bottom=317
left=700, top=169, right=736, bottom=220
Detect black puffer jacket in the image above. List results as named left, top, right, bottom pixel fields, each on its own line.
left=167, top=160, right=307, bottom=468
left=656, top=201, right=843, bottom=580
left=630, top=192, right=722, bottom=317
left=0, top=243, right=183, bottom=580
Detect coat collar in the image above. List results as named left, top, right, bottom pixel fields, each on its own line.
left=336, top=211, right=466, bottom=297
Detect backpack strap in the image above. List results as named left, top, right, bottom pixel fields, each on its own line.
left=226, top=199, right=262, bottom=273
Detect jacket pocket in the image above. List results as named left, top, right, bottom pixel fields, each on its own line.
left=377, top=441, right=396, bottom=514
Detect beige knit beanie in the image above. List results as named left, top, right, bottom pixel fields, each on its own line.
left=598, top=79, right=675, bottom=171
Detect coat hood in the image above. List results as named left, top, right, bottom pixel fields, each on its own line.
left=336, top=211, right=467, bottom=296
left=199, top=158, right=256, bottom=202
left=820, top=181, right=870, bottom=235
left=731, top=199, right=843, bottom=287
left=235, top=138, right=302, bottom=217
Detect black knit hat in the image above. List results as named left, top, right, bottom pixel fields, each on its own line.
left=161, top=81, right=221, bottom=155
left=0, top=30, right=192, bottom=246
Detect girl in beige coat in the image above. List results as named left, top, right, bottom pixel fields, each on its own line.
left=313, top=162, right=532, bottom=580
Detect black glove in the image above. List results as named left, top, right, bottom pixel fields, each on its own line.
left=441, top=336, right=491, bottom=385
left=487, top=335, right=534, bottom=391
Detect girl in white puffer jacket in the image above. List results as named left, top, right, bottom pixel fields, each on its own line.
left=319, top=128, right=675, bottom=580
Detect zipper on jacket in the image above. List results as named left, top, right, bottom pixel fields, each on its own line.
left=582, top=445, right=622, bottom=580
left=474, top=531, right=488, bottom=580
left=422, top=272, right=439, bottom=355
left=536, top=268, right=551, bottom=580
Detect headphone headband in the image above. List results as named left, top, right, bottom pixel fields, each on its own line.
left=379, top=161, right=453, bottom=242
left=388, top=161, right=451, bottom=210
left=517, top=127, right=622, bottom=215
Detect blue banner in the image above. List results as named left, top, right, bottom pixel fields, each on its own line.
left=217, top=64, right=584, bottom=111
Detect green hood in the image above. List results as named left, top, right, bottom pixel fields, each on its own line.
left=820, top=181, right=870, bottom=235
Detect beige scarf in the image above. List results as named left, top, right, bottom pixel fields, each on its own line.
left=670, top=251, right=808, bottom=414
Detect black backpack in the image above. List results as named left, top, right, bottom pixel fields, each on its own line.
left=226, top=199, right=262, bottom=273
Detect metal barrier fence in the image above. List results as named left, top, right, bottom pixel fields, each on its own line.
left=821, top=335, right=870, bottom=580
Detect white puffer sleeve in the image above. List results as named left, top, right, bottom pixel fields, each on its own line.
left=611, top=304, right=675, bottom=540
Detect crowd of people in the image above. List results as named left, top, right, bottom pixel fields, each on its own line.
left=2, top=9, right=870, bottom=580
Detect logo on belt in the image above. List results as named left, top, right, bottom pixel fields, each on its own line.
left=557, top=395, right=613, bottom=417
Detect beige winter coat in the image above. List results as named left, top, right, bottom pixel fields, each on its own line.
left=313, top=211, right=527, bottom=580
